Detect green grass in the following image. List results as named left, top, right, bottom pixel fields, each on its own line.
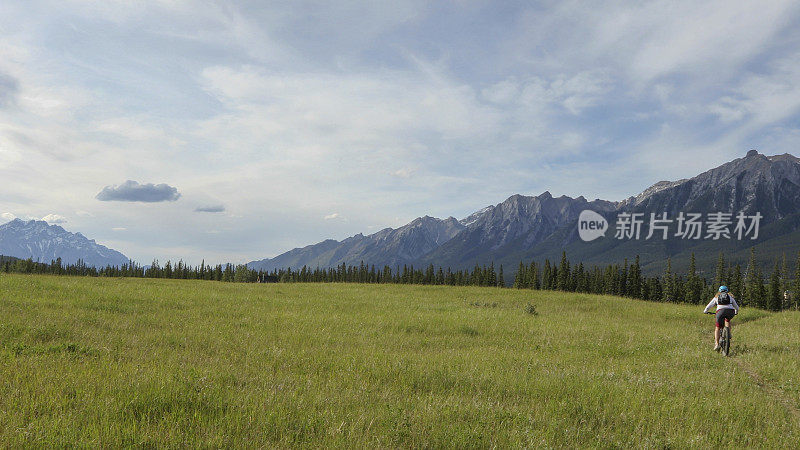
left=1, top=274, right=798, bottom=447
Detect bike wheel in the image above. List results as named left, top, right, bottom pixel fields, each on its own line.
left=721, top=327, right=731, bottom=356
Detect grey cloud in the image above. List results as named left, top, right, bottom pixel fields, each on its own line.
left=96, top=180, right=181, bottom=202
left=195, top=204, right=225, bottom=213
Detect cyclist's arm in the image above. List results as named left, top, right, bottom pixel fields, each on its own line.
left=703, top=298, right=716, bottom=314
left=731, top=296, right=740, bottom=314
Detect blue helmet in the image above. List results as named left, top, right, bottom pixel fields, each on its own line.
left=718, top=286, right=729, bottom=293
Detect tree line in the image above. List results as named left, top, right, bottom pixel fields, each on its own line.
left=0, top=257, right=507, bottom=288
left=2, top=249, right=798, bottom=311
left=512, top=249, right=799, bottom=311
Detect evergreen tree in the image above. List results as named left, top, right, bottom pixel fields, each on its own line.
left=794, top=251, right=800, bottom=310
left=557, top=252, right=569, bottom=291
left=529, top=262, right=540, bottom=290
left=744, top=247, right=761, bottom=308
left=222, top=263, right=234, bottom=282
left=663, top=257, right=674, bottom=302
left=768, top=260, right=782, bottom=311
left=685, top=253, right=703, bottom=304
left=574, top=262, right=586, bottom=292
left=714, top=252, right=726, bottom=288
left=488, top=262, right=497, bottom=287
left=629, top=255, right=642, bottom=299
left=781, top=253, right=788, bottom=294
left=498, top=265, right=504, bottom=288
left=730, top=264, right=743, bottom=302
left=620, top=258, right=628, bottom=296
left=542, top=260, right=552, bottom=290
left=647, top=276, right=663, bottom=301
left=514, top=262, right=526, bottom=288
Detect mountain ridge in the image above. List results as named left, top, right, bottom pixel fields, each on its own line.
left=0, top=219, right=130, bottom=268
left=249, top=150, right=800, bottom=275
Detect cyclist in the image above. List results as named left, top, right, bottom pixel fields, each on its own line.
left=703, top=286, right=740, bottom=351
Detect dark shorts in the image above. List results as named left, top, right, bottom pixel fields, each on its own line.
left=716, top=308, right=735, bottom=328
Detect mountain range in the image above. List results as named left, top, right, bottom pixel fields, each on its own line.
left=0, top=219, right=130, bottom=268
left=249, top=150, right=800, bottom=276
left=2, top=150, right=797, bottom=275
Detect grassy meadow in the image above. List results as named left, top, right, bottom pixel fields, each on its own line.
left=1, top=274, right=798, bottom=447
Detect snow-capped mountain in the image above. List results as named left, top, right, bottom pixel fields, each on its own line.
left=0, top=219, right=130, bottom=267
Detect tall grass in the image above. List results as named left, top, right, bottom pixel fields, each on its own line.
left=0, top=274, right=797, bottom=447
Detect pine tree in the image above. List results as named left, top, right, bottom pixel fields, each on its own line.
left=685, top=253, right=702, bottom=304
left=488, top=262, right=497, bottom=287
left=768, top=260, right=782, bottom=311
left=647, top=276, right=663, bottom=301
left=603, top=265, right=614, bottom=295
left=514, top=262, right=525, bottom=288
left=629, top=255, right=642, bottom=299
left=754, top=266, right=766, bottom=309
left=794, top=251, right=800, bottom=310
left=542, top=260, right=552, bottom=290
left=574, top=262, right=586, bottom=292
left=714, top=252, right=726, bottom=288
left=498, top=265, right=504, bottom=288
left=620, top=258, right=628, bottom=296
left=744, top=247, right=760, bottom=308
left=663, top=258, right=674, bottom=302
left=730, top=264, right=743, bottom=302
left=780, top=253, right=789, bottom=309
left=557, top=252, right=569, bottom=291
left=529, top=262, right=540, bottom=290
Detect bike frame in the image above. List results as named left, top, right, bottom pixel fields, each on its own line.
left=705, top=310, right=733, bottom=356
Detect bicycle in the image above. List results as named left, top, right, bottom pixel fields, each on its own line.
left=705, top=311, right=734, bottom=356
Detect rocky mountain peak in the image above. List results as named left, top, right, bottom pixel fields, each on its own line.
left=250, top=149, right=800, bottom=274
left=626, top=151, right=800, bottom=222
left=0, top=219, right=129, bottom=267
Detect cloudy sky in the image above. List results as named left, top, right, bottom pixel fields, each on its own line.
left=2, top=1, right=800, bottom=265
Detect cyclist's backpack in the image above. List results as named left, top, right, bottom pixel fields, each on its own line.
left=718, top=293, right=731, bottom=305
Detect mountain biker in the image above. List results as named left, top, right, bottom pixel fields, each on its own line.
left=703, top=286, right=740, bottom=351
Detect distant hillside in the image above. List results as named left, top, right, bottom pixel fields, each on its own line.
left=249, top=216, right=465, bottom=272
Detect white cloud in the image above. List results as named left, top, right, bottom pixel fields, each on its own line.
left=482, top=71, right=612, bottom=117
left=41, top=213, right=67, bottom=224
left=0, top=1, right=799, bottom=265
left=481, top=79, right=519, bottom=104
left=1, top=212, right=16, bottom=222
left=199, top=65, right=501, bottom=141
left=709, top=96, right=748, bottom=123
left=392, top=168, right=415, bottom=179
left=324, top=213, right=340, bottom=220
